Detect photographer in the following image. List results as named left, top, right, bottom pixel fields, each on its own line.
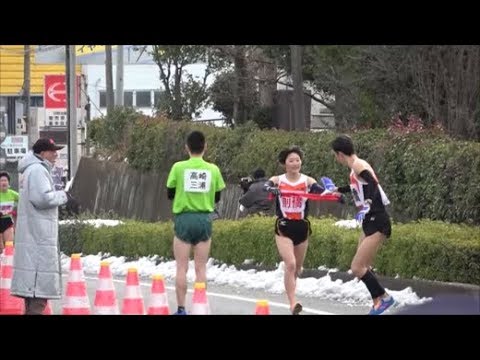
left=238, top=168, right=273, bottom=216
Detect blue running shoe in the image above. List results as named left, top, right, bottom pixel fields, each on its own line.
left=368, top=296, right=395, bottom=315
left=173, top=308, right=187, bottom=315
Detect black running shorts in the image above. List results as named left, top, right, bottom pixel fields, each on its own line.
left=362, top=211, right=392, bottom=238
left=275, top=218, right=311, bottom=246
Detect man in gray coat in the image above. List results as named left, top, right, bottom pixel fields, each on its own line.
left=238, top=168, right=273, bottom=217
left=11, top=138, right=73, bottom=315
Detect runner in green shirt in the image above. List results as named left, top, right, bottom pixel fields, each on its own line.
left=166, top=131, right=225, bottom=315
left=0, top=172, right=19, bottom=254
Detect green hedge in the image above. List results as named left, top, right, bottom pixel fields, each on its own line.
left=91, top=115, right=480, bottom=225
left=59, top=217, right=480, bottom=285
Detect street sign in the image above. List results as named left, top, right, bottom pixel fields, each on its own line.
left=44, top=74, right=81, bottom=109
left=44, top=74, right=66, bottom=109
left=0, top=135, right=28, bottom=159
left=44, top=74, right=81, bottom=132
left=45, top=110, right=68, bottom=127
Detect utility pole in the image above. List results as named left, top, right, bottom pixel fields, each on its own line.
left=290, top=45, right=306, bottom=131
left=84, top=101, right=91, bottom=156
left=115, top=45, right=124, bottom=106
left=0, top=116, right=6, bottom=170
left=66, top=45, right=78, bottom=180
left=105, top=45, right=114, bottom=114
left=84, top=78, right=91, bottom=157
left=24, top=45, right=35, bottom=147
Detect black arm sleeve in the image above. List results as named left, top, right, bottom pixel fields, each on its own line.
left=359, top=170, right=378, bottom=202
left=167, top=187, right=175, bottom=200
left=337, top=185, right=351, bottom=194
left=309, top=182, right=325, bottom=194
left=215, top=191, right=221, bottom=203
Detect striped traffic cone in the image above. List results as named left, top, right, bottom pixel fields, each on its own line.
left=43, top=301, right=53, bottom=315
left=255, top=299, right=270, bottom=315
left=147, top=274, right=169, bottom=315
left=62, top=254, right=91, bottom=315
left=121, top=268, right=144, bottom=315
left=190, top=282, right=210, bottom=315
left=94, top=261, right=119, bottom=315
left=0, top=241, right=24, bottom=315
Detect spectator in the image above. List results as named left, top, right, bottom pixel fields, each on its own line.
left=10, top=138, right=77, bottom=315
left=0, top=172, right=18, bottom=254
left=238, top=168, right=273, bottom=216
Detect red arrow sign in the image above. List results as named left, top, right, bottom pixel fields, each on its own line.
left=44, top=74, right=81, bottom=109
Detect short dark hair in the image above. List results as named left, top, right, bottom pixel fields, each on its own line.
left=186, top=131, right=206, bottom=154
left=278, top=146, right=304, bottom=165
left=0, top=172, right=10, bottom=182
left=331, top=135, right=355, bottom=156
left=252, top=168, right=266, bottom=179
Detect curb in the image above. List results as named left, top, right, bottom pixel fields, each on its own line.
left=236, top=264, right=480, bottom=299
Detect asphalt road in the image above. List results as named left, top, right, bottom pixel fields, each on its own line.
left=46, top=271, right=480, bottom=315
left=50, top=275, right=373, bottom=315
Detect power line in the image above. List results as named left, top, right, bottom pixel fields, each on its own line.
left=80, top=86, right=104, bottom=117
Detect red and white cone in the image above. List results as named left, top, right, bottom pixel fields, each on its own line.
left=94, top=261, right=119, bottom=315
left=121, top=268, right=144, bottom=315
left=0, top=241, right=24, bottom=315
left=255, top=299, right=270, bottom=315
left=147, top=274, right=169, bottom=315
left=190, top=282, right=210, bottom=315
left=62, top=254, right=91, bottom=315
left=43, top=301, right=53, bottom=315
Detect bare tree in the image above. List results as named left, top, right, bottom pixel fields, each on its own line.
left=211, top=45, right=263, bottom=126
left=410, top=46, right=480, bottom=138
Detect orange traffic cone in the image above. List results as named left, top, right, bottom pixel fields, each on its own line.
left=147, top=274, right=169, bottom=315
left=0, top=241, right=24, bottom=315
left=94, top=261, right=119, bottom=315
left=121, top=268, right=144, bottom=315
left=255, top=299, right=270, bottom=315
left=43, top=301, right=53, bottom=315
left=62, top=254, right=91, bottom=315
left=190, top=282, right=210, bottom=315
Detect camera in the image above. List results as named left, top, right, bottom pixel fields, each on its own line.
left=239, top=176, right=253, bottom=193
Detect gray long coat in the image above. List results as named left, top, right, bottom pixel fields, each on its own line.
left=11, top=152, right=68, bottom=299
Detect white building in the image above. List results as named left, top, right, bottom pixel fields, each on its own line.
left=34, top=45, right=223, bottom=121
left=83, top=63, right=222, bottom=121
left=84, top=64, right=161, bottom=119
left=36, top=45, right=333, bottom=128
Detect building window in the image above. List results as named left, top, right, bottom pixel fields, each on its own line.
left=99, top=91, right=133, bottom=107
left=99, top=92, right=106, bottom=108
left=30, top=96, right=44, bottom=107
left=124, top=91, right=133, bottom=107
left=136, top=91, right=151, bottom=107
left=99, top=90, right=156, bottom=109
left=154, top=91, right=162, bottom=107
